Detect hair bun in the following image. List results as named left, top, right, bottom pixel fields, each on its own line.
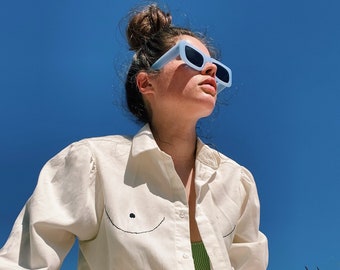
left=127, top=4, right=172, bottom=51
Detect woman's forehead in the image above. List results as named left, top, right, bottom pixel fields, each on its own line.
left=177, top=35, right=211, bottom=56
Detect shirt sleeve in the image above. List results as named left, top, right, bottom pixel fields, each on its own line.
left=229, top=167, right=269, bottom=270
left=0, top=141, right=103, bottom=269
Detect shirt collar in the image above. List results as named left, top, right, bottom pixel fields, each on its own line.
left=131, top=124, right=160, bottom=157
left=131, top=124, right=221, bottom=170
left=196, top=139, right=220, bottom=170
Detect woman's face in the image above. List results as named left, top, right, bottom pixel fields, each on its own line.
left=144, top=35, right=218, bottom=123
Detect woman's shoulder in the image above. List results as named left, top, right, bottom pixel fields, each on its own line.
left=79, top=134, right=133, bottom=145
left=202, top=144, right=256, bottom=186
left=73, top=134, right=134, bottom=154
left=51, top=135, right=133, bottom=160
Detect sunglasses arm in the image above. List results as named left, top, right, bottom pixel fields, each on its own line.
left=151, top=43, right=180, bottom=70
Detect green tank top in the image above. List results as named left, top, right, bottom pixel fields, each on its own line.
left=191, top=242, right=210, bottom=270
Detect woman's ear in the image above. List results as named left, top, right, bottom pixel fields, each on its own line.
left=136, top=71, right=154, bottom=95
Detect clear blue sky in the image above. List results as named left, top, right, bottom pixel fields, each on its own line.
left=1, top=0, right=339, bottom=269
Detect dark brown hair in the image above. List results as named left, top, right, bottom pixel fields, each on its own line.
left=125, top=4, right=211, bottom=123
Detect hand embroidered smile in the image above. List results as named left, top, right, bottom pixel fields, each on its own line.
left=105, top=206, right=165, bottom=234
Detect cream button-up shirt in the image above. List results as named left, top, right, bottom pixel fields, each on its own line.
left=0, top=124, right=268, bottom=269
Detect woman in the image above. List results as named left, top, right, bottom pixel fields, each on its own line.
left=0, top=4, right=268, bottom=270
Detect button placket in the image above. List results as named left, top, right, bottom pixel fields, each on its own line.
left=174, top=205, right=193, bottom=267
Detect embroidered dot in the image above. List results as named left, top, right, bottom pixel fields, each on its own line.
left=129, top=213, right=136, bottom=218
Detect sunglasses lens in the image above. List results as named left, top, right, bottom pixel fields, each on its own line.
left=185, top=46, right=204, bottom=68
left=215, top=63, right=230, bottom=83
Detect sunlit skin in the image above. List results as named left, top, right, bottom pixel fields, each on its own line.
left=147, top=36, right=217, bottom=123
left=136, top=35, right=218, bottom=242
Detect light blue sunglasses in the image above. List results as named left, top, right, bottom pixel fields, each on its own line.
left=151, top=40, right=232, bottom=93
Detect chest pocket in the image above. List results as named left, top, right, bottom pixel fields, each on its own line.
left=102, top=153, right=171, bottom=236
left=209, top=182, right=241, bottom=248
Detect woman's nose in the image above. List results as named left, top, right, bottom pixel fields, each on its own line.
left=202, top=62, right=217, bottom=78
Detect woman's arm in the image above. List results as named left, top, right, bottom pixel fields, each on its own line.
left=0, top=141, right=102, bottom=269
left=229, top=168, right=269, bottom=270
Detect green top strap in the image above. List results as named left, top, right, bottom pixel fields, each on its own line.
left=191, top=242, right=210, bottom=270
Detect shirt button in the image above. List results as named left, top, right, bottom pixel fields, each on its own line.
left=179, top=210, right=186, bottom=218
left=182, top=253, right=190, bottom=259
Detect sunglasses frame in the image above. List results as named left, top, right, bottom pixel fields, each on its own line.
left=151, top=40, right=232, bottom=93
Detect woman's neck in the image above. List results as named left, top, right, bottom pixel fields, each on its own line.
left=150, top=120, right=197, bottom=187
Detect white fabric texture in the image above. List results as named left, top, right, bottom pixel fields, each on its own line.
left=0, top=124, right=268, bottom=269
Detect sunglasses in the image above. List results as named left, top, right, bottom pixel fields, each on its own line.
left=151, top=40, right=232, bottom=93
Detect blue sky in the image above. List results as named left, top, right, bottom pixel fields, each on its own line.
left=1, top=0, right=339, bottom=269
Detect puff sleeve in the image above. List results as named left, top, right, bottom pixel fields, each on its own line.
left=0, top=141, right=103, bottom=269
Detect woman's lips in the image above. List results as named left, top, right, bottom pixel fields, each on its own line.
left=199, top=78, right=217, bottom=96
